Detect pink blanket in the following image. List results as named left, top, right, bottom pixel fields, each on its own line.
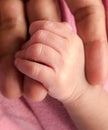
left=0, top=0, right=108, bottom=130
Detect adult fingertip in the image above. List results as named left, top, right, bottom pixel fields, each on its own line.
left=85, top=40, right=108, bottom=86
left=86, top=73, right=108, bottom=86
left=23, top=77, right=48, bottom=102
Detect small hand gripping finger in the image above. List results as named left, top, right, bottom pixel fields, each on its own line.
left=15, top=43, right=62, bottom=70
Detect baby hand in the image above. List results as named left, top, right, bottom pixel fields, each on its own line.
left=15, top=21, right=88, bottom=102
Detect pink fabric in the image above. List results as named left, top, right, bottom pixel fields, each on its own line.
left=0, top=0, right=108, bottom=130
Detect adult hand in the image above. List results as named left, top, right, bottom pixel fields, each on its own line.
left=0, top=0, right=27, bottom=98
left=66, top=0, right=108, bottom=85
left=0, top=0, right=60, bottom=99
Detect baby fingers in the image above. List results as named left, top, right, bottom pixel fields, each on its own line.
left=15, top=58, right=55, bottom=89
left=22, top=29, right=68, bottom=54
left=15, top=43, right=62, bottom=70
left=29, top=21, right=73, bottom=36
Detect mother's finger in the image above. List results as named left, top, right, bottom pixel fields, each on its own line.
left=0, top=0, right=27, bottom=98
left=26, top=0, right=61, bottom=23
left=22, top=0, right=61, bottom=101
left=23, top=77, right=47, bottom=102
left=66, top=0, right=108, bottom=85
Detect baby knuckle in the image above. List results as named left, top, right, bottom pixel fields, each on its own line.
left=63, top=22, right=72, bottom=29
left=35, top=30, right=46, bottom=40
left=33, top=64, right=42, bottom=80
left=30, top=65, right=37, bottom=77
left=41, top=21, right=52, bottom=29
left=30, top=64, right=40, bottom=78
left=33, top=44, right=43, bottom=57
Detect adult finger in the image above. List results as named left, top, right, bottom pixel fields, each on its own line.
left=0, top=0, right=27, bottom=98
left=65, top=0, right=108, bottom=85
left=22, top=0, right=61, bottom=101
left=23, top=77, right=47, bottom=102
left=26, top=0, right=61, bottom=23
